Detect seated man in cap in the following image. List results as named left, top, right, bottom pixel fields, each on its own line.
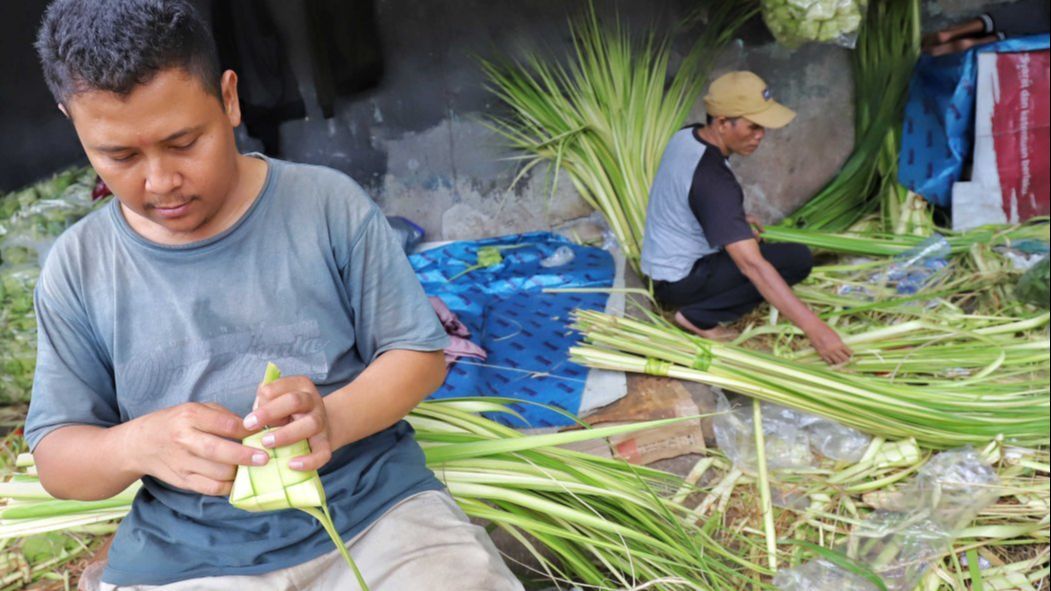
left=640, top=71, right=852, bottom=366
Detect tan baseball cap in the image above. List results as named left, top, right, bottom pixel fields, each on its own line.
left=704, top=71, right=796, bottom=129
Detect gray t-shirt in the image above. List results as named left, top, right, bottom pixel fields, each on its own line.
left=25, top=156, right=449, bottom=586
left=640, top=126, right=753, bottom=282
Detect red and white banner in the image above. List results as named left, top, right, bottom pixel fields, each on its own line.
left=953, top=50, right=1050, bottom=229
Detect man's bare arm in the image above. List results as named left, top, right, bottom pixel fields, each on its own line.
left=34, top=403, right=259, bottom=501
left=724, top=238, right=851, bottom=365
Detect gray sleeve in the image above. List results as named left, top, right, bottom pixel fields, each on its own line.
left=342, top=207, right=449, bottom=363
left=24, top=268, right=118, bottom=452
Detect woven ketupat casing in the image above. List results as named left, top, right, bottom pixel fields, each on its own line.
left=226, top=364, right=369, bottom=589
left=230, top=429, right=327, bottom=512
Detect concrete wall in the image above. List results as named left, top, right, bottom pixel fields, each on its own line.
left=258, top=0, right=861, bottom=239
left=0, top=0, right=1018, bottom=239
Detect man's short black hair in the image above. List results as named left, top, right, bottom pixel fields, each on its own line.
left=36, top=0, right=221, bottom=106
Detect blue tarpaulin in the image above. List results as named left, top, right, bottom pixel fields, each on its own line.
left=899, top=34, right=1050, bottom=207
left=410, top=232, right=614, bottom=428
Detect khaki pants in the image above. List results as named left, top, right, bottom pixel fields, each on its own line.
left=97, top=490, right=523, bottom=591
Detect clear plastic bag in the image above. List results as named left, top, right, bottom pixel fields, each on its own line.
left=774, top=559, right=881, bottom=591
left=712, top=392, right=816, bottom=473
left=873, top=234, right=951, bottom=295
left=848, top=514, right=952, bottom=591
left=779, top=448, right=1001, bottom=591
left=386, top=216, right=425, bottom=254
left=713, top=391, right=871, bottom=471
left=904, top=448, right=999, bottom=530
left=761, top=0, right=867, bottom=49
left=540, top=245, right=575, bottom=268
left=806, top=417, right=871, bottom=463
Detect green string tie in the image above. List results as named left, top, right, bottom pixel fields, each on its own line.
left=691, top=346, right=712, bottom=371
left=682, top=336, right=713, bottom=371
left=643, top=358, right=672, bottom=377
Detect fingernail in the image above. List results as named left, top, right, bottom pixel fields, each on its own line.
left=243, top=414, right=258, bottom=429
left=289, top=460, right=303, bottom=470
left=252, top=452, right=268, bottom=465
left=262, top=434, right=275, bottom=447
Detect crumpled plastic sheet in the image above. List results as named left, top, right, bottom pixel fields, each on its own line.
left=712, top=390, right=872, bottom=474
left=873, top=234, right=951, bottom=296
left=773, top=558, right=880, bottom=591
left=904, top=447, right=1000, bottom=530
left=776, top=447, right=1001, bottom=591
left=713, top=391, right=815, bottom=473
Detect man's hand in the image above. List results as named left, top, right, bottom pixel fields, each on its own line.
left=806, top=323, right=853, bottom=366
left=243, top=376, right=332, bottom=472
left=745, top=214, right=765, bottom=241
left=130, top=402, right=264, bottom=496
left=724, top=239, right=851, bottom=367
left=922, top=18, right=998, bottom=56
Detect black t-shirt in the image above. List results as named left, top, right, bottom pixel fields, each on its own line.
left=686, top=125, right=754, bottom=249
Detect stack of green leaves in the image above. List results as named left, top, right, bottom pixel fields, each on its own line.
left=755, top=218, right=1049, bottom=333
left=5, top=414, right=1046, bottom=589
left=0, top=433, right=113, bottom=590
left=1016, top=255, right=1050, bottom=309
left=0, top=531, right=97, bottom=590
left=410, top=398, right=769, bottom=589
left=571, top=309, right=1049, bottom=449
left=780, top=0, right=921, bottom=232
left=2, top=398, right=772, bottom=589
left=763, top=219, right=1050, bottom=258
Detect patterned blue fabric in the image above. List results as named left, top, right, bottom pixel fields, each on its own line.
left=410, top=232, right=614, bottom=427
left=899, top=34, right=1050, bottom=207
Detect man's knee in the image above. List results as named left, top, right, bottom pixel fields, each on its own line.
left=793, top=244, right=814, bottom=277
left=765, top=243, right=812, bottom=284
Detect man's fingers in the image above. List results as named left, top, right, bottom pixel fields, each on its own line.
left=187, top=432, right=269, bottom=467
left=953, top=35, right=998, bottom=52
left=827, top=348, right=851, bottom=367
left=255, top=376, right=315, bottom=404
left=817, top=343, right=852, bottom=367
left=926, top=34, right=998, bottom=56
left=936, top=19, right=986, bottom=43
left=823, top=353, right=846, bottom=367
left=288, top=432, right=333, bottom=472
left=182, top=473, right=235, bottom=497
left=182, top=455, right=240, bottom=483
left=193, top=404, right=254, bottom=440
left=246, top=390, right=314, bottom=431
left=260, top=414, right=326, bottom=450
